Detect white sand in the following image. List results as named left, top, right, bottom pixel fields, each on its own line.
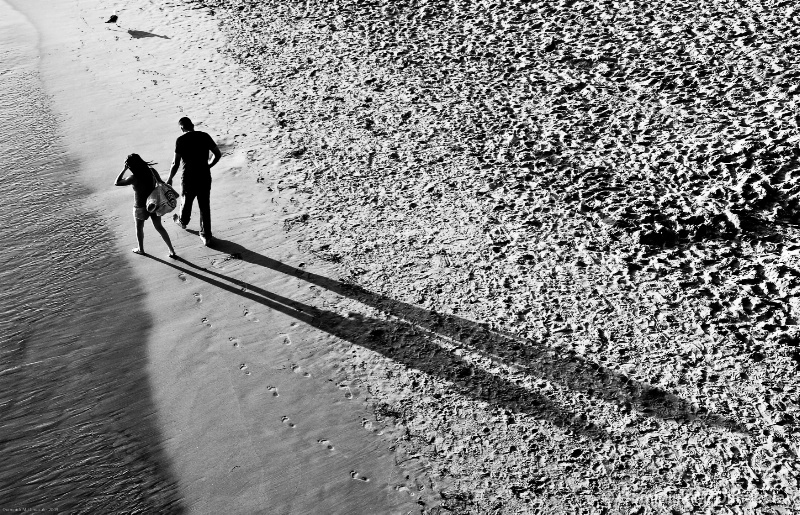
left=11, top=0, right=425, bottom=512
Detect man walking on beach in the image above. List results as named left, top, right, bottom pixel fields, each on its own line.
left=167, top=116, right=222, bottom=246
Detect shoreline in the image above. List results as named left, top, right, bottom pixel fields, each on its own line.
left=0, top=1, right=180, bottom=511
left=9, top=0, right=429, bottom=512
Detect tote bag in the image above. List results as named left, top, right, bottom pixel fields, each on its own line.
left=145, top=171, right=179, bottom=216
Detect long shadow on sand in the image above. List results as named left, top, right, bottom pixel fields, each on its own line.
left=151, top=238, right=746, bottom=438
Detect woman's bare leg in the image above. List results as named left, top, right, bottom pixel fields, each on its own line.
left=133, top=218, right=145, bottom=254
left=151, top=216, right=177, bottom=257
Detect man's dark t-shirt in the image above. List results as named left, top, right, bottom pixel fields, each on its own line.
left=175, top=130, right=216, bottom=188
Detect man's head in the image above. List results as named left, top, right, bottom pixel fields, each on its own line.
left=178, top=116, right=194, bottom=132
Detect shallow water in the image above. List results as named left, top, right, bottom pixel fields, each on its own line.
left=0, top=2, right=182, bottom=512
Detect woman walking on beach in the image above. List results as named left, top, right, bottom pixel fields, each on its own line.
left=114, top=153, right=177, bottom=258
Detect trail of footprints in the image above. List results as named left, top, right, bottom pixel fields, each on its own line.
left=177, top=257, right=381, bottom=488
left=204, top=293, right=360, bottom=478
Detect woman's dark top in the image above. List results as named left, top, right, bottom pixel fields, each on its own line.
left=132, top=169, right=162, bottom=208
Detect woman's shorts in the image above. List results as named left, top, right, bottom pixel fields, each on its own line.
left=133, top=206, right=151, bottom=221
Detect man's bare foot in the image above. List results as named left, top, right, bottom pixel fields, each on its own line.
left=173, top=213, right=186, bottom=229
left=132, top=248, right=145, bottom=255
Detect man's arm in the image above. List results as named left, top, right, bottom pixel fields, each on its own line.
left=208, top=144, right=222, bottom=169
left=114, top=166, right=134, bottom=186
left=167, top=152, right=181, bottom=186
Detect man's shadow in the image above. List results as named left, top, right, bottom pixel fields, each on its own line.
left=150, top=237, right=746, bottom=438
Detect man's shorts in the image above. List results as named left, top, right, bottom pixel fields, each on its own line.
left=133, top=206, right=151, bottom=221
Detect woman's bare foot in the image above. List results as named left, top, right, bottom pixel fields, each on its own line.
left=132, top=248, right=145, bottom=255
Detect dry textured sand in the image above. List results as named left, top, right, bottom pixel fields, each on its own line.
left=204, top=0, right=800, bottom=513
left=13, top=0, right=800, bottom=513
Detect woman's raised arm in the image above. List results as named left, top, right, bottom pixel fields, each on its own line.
left=114, top=166, right=134, bottom=186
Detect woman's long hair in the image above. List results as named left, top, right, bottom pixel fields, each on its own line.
left=125, top=153, right=156, bottom=184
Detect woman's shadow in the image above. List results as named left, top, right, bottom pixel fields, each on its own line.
left=149, top=237, right=746, bottom=438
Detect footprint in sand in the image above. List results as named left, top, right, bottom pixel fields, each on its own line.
left=229, top=337, right=240, bottom=348
left=291, top=363, right=311, bottom=378
left=338, top=383, right=353, bottom=399
left=193, top=293, right=202, bottom=303
left=243, top=307, right=260, bottom=323
left=201, top=317, right=212, bottom=328
left=281, top=416, right=296, bottom=428
left=350, top=470, right=369, bottom=482
left=267, top=385, right=279, bottom=397
left=395, top=485, right=415, bottom=497
left=240, top=363, right=250, bottom=376
left=317, top=439, right=334, bottom=450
